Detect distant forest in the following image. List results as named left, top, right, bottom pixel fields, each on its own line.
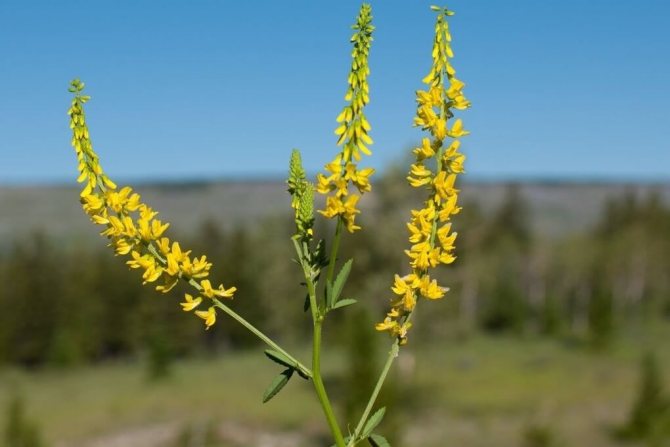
left=1, top=174, right=669, bottom=368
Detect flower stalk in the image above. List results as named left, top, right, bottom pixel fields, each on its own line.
left=67, top=78, right=311, bottom=379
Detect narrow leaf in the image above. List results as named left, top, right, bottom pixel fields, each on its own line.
left=315, top=239, right=328, bottom=268
left=264, top=349, right=295, bottom=369
left=325, top=281, right=334, bottom=309
left=332, top=259, right=353, bottom=303
left=303, top=293, right=311, bottom=312
left=368, top=434, right=391, bottom=447
left=262, top=368, right=293, bottom=403
left=332, top=298, right=357, bottom=310
left=362, top=407, right=386, bottom=438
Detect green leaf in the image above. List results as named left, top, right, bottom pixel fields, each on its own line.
left=264, top=349, right=295, bottom=369
left=332, top=259, right=353, bottom=303
left=296, top=368, right=310, bottom=381
left=368, top=433, right=391, bottom=447
left=325, top=281, right=334, bottom=309
left=362, top=407, right=386, bottom=438
left=314, top=239, right=328, bottom=268
left=430, top=5, right=441, bottom=12
left=262, top=368, right=293, bottom=403
left=332, top=298, right=357, bottom=310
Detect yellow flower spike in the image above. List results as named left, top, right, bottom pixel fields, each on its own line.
left=180, top=293, right=203, bottom=312
left=317, top=4, right=374, bottom=231
left=68, top=80, right=237, bottom=327
left=195, top=306, right=217, bottom=329
left=378, top=5, right=469, bottom=343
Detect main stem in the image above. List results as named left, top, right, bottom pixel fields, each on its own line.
left=313, top=318, right=346, bottom=447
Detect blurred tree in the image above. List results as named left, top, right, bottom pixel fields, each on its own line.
left=3, top=395, right=45, bottom=447
left=616, top=352, right=670, bottom=444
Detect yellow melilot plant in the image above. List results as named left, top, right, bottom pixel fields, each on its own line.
left=66, top=4, right=468, bottom=446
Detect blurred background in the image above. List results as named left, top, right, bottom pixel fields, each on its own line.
left=1, top=1, right=670, bottom=447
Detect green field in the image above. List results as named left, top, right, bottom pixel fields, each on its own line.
left=2, top=325, right=669, bottom=447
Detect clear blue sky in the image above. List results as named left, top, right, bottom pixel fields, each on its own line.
left=1, top=0, right=668, bottom=184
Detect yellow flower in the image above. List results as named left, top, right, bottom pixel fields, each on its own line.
left=200, top=279, right=236, bottom=299
left=180, top=293, right=203, bottom=311
left=407, top=163, right=433, bottom=188
left=413, top=138, right=436, bottom=161
left=419, top=275, right=446, bottom=300
left=448, top=118, right=469, bottom=138
left=341, top=194, right=362, bottom=233
left=195, top=306, right=217, bottom=329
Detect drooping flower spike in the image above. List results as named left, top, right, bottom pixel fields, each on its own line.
left=376, top=5, right=470, bottom=343
left=68, top=79, right=236, bottom=328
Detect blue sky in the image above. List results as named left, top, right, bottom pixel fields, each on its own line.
left=1, top=0, right=668, bottom=184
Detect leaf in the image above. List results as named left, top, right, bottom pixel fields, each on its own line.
left=362, top=407, right=386, bottom=438
left=314, top=239, right=328, bottom=268
left=297, top=368, right=310, bottom=381
left=368, top=434, right=391, bottom=447
left=264, top=349, right=295, bottom=369
left=332, top=298, right=357, bottom=310
left=325, top=281, right=334, bottom=309
left=262, top=368, right=293, bottom=403
left=332, top=259, right=353, bottom=304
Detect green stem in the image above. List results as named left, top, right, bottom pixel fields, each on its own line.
left=212, top=298, right=313, bottom=379
left=292, top=233, right=345, bottom=446
left=326, top=218, right=344, bottom=282
left=143, top=244, right=313, bottom=377
left=313, top=319, right=347, bottom=447
left=347, top=342, right=400, bottom=446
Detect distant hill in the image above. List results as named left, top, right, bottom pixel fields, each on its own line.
left=1, top=180, right=668, bottom=250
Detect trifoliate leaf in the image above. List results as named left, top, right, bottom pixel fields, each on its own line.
left=262, top=368, right=293, bottom=403
left=362, top=407, right=386, bottom=438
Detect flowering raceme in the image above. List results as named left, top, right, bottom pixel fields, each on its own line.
left=317, top=4, right=375, bottom=233
left=67, top=79, right=236, bottom=329
left=376, top=5, right=470, bottom=343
